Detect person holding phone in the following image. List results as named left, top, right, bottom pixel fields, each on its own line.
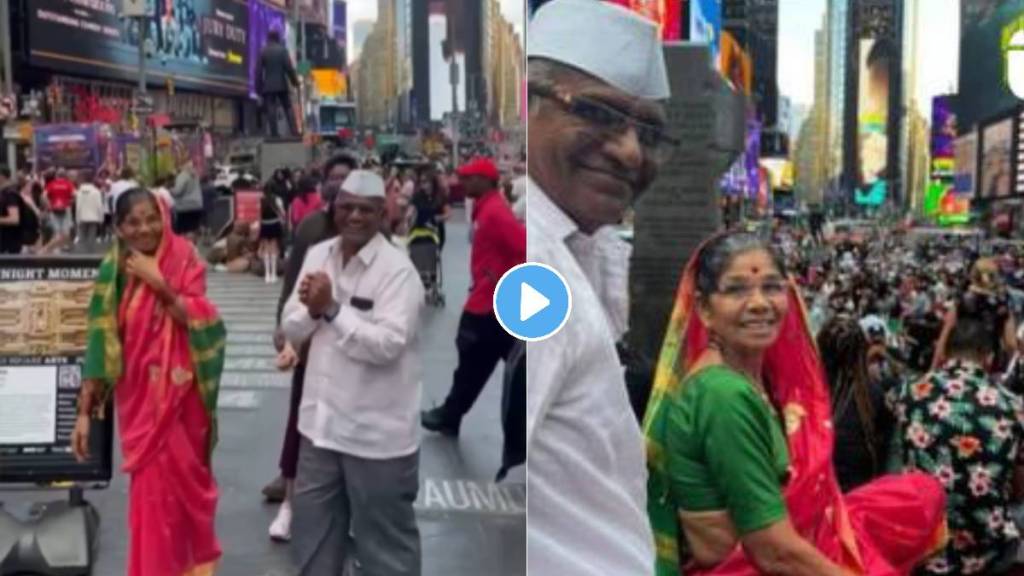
left=71, top=188, right=226, bottom=576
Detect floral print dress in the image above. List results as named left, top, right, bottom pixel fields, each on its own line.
left=891, top=359, right=1024, bottom=575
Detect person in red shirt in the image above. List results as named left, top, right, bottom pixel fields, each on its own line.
left=422, top=157, right=526, bottom=436
left=43, top=168, right=76, bottom=253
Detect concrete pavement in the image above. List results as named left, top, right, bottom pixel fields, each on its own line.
left=1, top=209, right=525, bottom=575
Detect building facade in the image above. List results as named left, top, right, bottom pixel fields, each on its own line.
left=485, top=0, right=523, bottom=130
left=353, top=0, right=399, bottom=129
left=723, top=0, right=780, bottom=130
left=826, top=0, right=848, bottom=186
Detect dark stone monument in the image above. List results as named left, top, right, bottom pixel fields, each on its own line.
left=624, top=43, right=746, bottom=418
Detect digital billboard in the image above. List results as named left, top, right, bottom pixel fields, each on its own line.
left=333, top=0, right=348, bottom=64
left=957, top=0, right=1024, bottom=131
left=34, top=124, right=102, bottom=171
left=954, top=132, right=978, bottom=197
left=690, top=0, right=721, bottom=64
left=720, top=31, right=752, bottom=95
left=248, top=0, right=288, bottom=98
left=1017, top=109, right=1024, bottom=195
left=981, top=117, right=1013, bottom=199
left=602, top=0, right=683, bottom=41
left=857, top=38, right=892, bottom=189
left=930, top=95, right=956, bottom=178
left=28, top=0, right=251, bottom=95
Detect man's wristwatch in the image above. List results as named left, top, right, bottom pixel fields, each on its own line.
left=323, top=301, right=341, bottom=323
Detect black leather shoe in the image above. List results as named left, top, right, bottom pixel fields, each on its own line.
left=421, top=406, right=460, bottom=437
left=262, top=475, right=286, bottom=503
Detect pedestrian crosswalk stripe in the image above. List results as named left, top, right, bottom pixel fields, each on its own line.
left=224, top=323, right=278, bottom=333
left=224, top=357, right=278, bottom=372
left=221, top=372, right=291, bottom=389
left=218, top=390, right=262, bottom=410
left=226, top=332, right=274, bottom=345
left=226, top=344, right=278, bottom=357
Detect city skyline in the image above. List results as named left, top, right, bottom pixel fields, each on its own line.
left=347, top=0, right=524, bottom=55
left=779, top=0, right=958, bottom=121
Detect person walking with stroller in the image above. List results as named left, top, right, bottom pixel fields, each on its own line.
left=421, top=157, right=526, bottom=437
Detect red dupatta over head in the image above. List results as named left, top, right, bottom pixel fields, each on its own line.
left=644, top=233, right=946, bottom=576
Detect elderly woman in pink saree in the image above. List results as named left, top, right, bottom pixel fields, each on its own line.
left=645, top=232, right=948, bottom=576
left=72, top=188, right=226, bottom=576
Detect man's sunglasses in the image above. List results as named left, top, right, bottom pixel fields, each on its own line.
left=529, top=83, right=680, bottom=149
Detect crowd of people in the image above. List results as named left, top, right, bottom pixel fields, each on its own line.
left=0, top=163, right=207, bottom=256
left=773, top=225, right=1024, bottom=574
left=527, top=1, right=1024, bottom=576
left=27, top=138, right=528, bottom=576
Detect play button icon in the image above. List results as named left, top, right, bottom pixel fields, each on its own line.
left=520, top=283, right=550, bottom=322
left=494, top=263, right=572, bottom=341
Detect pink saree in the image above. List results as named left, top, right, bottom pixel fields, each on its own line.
left=84, top=198, right=224, bottom=576
left=644, top=237, right=948, bottom=575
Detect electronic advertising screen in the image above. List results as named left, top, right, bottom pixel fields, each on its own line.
left=980, top=116, right=1014, bottom=199
left=0, top=257, right=113, bottom=485
left=930, top=95, right=957, bottom=179
left=857, top=37, right=892, bottom=190
left=957, top=0, right=1024, bottom=131
left=690, top=0, right=721, bottom=64
left=28, top=0, right=251, bottom=95
left=954, top=132, right=979, bottom=197
left=248, top=0, right=287, bottom=98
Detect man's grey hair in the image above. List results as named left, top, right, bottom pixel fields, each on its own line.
left=527, top=58, right=589, bottom=115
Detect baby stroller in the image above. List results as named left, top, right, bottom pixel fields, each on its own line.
left=408, top=224, right=445, bottom=307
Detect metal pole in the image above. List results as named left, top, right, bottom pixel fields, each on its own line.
left=138, top=17, right=147, bottom=95
left=0, top=0, right=16, bottom=172
left=297, top=6, right=307, bottom=137
left=450, top=59, right=459, bottom=167
left=136, top=15, right=152, bottom=183
left=292, top=0, right=300, bottom=54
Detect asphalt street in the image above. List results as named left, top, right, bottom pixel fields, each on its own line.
left=1, top=209, right=525, bottom=575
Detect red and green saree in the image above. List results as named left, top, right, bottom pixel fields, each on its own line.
left=644, top=240, right=948, bottom=575
left=84, top=199, right=225, bottom=576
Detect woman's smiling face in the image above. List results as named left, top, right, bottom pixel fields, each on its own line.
left=118, top=196, right=163, bottom=256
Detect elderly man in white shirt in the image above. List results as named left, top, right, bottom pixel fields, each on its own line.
left=526, top=1, right=675, bottom=574
left=282, top=170, right=425, bottom=576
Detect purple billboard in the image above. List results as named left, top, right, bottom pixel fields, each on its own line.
left=930, top=96, right=956, bottom=157
left=745, top=118, right=762, bottom=200
left=248, top=0, right=288, bottom=98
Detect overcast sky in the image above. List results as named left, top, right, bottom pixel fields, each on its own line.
left=778, top=0, right=959, bottom=119
left=346, top=0, right=524, bottom=54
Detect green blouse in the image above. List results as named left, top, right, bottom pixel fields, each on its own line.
left=660, top=365, right=790, bottom=535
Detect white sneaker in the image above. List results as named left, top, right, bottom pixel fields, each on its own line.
left=269, top=501, right=292, bottom=542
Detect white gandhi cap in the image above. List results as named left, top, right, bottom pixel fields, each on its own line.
left=340, top=170, right=386, bottom=199
left=528, top=0, right=670, bottom=100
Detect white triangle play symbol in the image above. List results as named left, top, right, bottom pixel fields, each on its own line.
left=520, top=282, right=550, bottom=322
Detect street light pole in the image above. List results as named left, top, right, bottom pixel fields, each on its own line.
left=137, top=17, right=147, bottom=96
left=0, top=0, right=15, bottom=171
left=450, top=58, right=459, bottom=167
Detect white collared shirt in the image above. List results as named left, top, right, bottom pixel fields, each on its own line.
left=526, top=179, right=654, bottom=576
left=282, top=233, right=425, bottom=459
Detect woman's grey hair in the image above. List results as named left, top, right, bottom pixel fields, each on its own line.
left=695, top=232, right=787, bottom=297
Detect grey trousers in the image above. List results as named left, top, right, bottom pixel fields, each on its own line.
left=292, top=437, right=421, bottom=576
